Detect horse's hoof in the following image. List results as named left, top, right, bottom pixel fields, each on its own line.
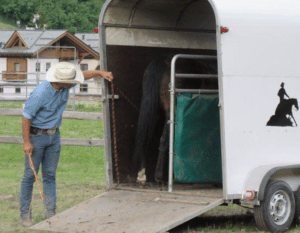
left=155, top=180, right=167, bottom=190
left=137, top=181, right=146, bottom=188
left=137, top=168, right=146, bottom=188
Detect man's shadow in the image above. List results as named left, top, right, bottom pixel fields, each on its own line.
left=267, top=83, right=298, bottom=127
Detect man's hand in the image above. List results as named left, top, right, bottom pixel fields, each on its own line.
left=101, top=71, right=114, bottom=82
left=83, top=70, right=114, bottom=82
left=23, top=142, right=33, bottom=157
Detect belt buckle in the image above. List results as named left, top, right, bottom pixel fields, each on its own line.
left=47, top=129, right=56, bottom=136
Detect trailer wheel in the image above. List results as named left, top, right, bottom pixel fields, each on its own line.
left=293, top=186, right=300, bottom=224
left=254, top=180, right=295, bottom=232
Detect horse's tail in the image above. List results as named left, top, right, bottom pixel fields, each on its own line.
left=133, top=58, right=168, bottom=166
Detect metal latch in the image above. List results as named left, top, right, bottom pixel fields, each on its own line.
left=101, top=95, right=120, bottom=102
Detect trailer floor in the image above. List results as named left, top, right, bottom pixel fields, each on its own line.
left=30, top=184, right=223, bottom=233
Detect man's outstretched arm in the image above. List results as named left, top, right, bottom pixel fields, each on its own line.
left=83, top=70, right=113, bottom=82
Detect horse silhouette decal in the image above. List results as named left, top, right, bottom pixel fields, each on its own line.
left=267, top=82, right=299, bottom=127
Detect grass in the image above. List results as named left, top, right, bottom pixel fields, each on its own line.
left=0, top=116, right=103, bottom=139
left=66, top=101, right=102, bottom=112
left=0, top=14, right=17, bottom=30
left=1, top=107, right=300, bottom=232
left=170, top=203, right=300, bottom=232
left=0, top=101, right=102, bottom=112
left=0, top=143, right=105, bottom=233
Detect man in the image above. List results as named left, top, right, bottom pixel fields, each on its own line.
left=20, top=62, right=113, bottom=227
left=278, top=82, right=289, bottom=102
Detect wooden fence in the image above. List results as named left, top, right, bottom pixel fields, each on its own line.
left=0, top=108, right=104, bottom=146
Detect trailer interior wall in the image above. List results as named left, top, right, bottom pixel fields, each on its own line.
left=99, top=0, right=220, bottom=185
left=105, top=46, right=217, bottom=182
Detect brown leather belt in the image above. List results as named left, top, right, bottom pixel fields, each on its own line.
left=30, top=127, right=57, bottom=135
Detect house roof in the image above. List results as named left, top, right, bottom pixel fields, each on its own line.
left=0, top=30, right=99, bottom=59
left=75, top=33, right=99, bottom=52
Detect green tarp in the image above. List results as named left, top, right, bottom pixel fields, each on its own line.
left=174, top=93, right=222, bottom=183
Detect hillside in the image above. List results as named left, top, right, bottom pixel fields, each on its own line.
left=0, top=0, right=104, bottom=33
left=0, top=14, right=17, bottom=30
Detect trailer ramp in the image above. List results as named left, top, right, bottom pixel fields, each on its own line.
left=30, top=189, right=223, bottom=233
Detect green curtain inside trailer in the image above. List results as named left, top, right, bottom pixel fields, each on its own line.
left=174, top=93, right=222, bottom=183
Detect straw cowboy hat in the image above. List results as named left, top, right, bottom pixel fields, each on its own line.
left=46, top=62, right=84, bottom=84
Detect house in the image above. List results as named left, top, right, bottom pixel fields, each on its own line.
left=0, top=29, right=100, bottom=98
left=75, top=33, right=100, bottom=94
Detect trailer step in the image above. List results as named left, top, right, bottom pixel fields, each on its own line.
left=30, top=189, right=223, bottom=233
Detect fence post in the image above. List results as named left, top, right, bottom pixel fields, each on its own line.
left=72, top=87, right=76, bottom=111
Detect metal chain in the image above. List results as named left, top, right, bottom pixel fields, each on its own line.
left=114, top=84, right=139, bottom=113
left=110, top=81, right=120, bottom=188
left=109, top=81, right=141, bottom=189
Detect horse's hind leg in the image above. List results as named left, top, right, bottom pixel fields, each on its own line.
left=291, top=114, right=298, bottom=126
left=155, top=120, right=169, bottom=187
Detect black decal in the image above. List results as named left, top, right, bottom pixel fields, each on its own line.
left=267, top=83, right=298, bottom=127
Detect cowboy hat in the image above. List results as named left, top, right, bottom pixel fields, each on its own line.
left=46, top=62, right=84, bottom=84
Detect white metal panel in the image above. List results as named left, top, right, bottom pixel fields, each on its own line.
left=177, top=0, right=216, bottom=30
left=211, top=0, right=300, bottom=197
left=214, top=0, right=300, bottom=77
left=103, top=0, right=215, bottom=30
left=103, top=0, right=216, bottom=48
left=106, top=28, right=216, bottom=49
left=242, top=164, right=300, bottom=199
left=222, top=75, right=300, bottom=196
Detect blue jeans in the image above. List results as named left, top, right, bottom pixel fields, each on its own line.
left=20, top=129, right=61, bottom=218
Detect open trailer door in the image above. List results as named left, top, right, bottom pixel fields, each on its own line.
left=30, top=189, right=223, bottom=233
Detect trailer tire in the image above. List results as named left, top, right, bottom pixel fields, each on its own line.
left=293, top=186, right=300, bottom=224
left=254, top=180, right=295, bottom=232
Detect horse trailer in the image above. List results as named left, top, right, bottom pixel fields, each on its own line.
left=31, top=0, right=300, bottom=232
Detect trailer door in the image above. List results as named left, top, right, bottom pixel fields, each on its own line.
left=30, top=189, right=223, bottom=233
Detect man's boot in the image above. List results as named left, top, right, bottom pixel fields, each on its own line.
left=21, top=211, right=34, bottom=227
left=44, top=209, right=56, bottom=219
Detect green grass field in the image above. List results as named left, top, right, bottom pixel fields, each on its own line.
left=0, top=101, right=102, bottom=112
left=0, top=14, right=17, bottom=30
left=0, top=143, right=105, bottom=233
left=1, top=113, right=300, bottom=232
left=0, top=116, right=103, bottom=139
left=0, top=112, right=104, bottom=232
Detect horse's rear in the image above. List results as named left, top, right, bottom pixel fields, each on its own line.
left=133, top=55, right=218, bottom=186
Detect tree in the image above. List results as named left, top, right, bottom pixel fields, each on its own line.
left=0, top=0, right=105, bottom=33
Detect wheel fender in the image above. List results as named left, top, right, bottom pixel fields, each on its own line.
left=242, top=164, right=300, bottom=201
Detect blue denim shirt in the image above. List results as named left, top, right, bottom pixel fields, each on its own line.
left=23, top=81, right=75, bottom=129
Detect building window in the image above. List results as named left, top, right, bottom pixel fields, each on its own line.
left=80, top=64, right=88, bottom=71
left=15, top=63, right=20, bottom=72
left=80, top=84, right=88, bottom=92
left=0, top=86, right=3, bottom=93
left=15, top=88, right=21, bottom=93
left=46, top=63, right=51, bottom=71
left=36, top=62, right=40, bottom=72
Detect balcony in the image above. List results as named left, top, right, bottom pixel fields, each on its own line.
left=2, top=71, right=27, bottom=80
left=59, top=49, right=79, bottom=60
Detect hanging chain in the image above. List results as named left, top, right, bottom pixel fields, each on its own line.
left=110, top=81, right=120, bottom=188
left=108, top=81, right=141, bottom=189
left=114, top=84, right=139, bottom=113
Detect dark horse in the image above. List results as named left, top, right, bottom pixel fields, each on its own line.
left=267, top=98, right=299, bottom=127
left=133, top=55, right=218, bottom=186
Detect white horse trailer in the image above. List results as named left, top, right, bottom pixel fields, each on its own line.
left=31, top=0, right=300, bottom=232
